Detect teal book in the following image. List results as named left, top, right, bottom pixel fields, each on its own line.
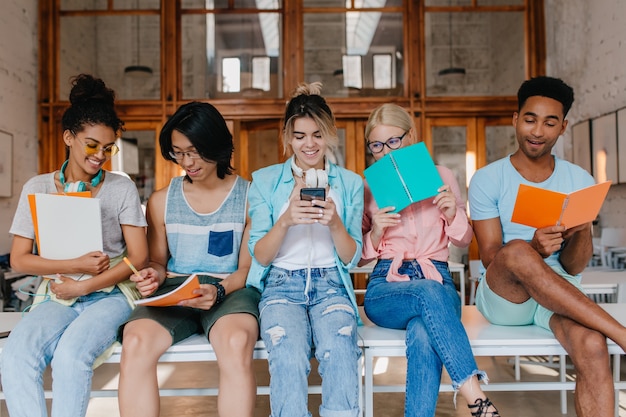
left=364, top=142, right=443, bottom=213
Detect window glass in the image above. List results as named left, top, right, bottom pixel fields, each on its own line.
left=425, top=11, right=524, bottom=96
left=425, top=0, right=471, bottom=5
left=426, top=0, right=523, bottom=4
left=61, top=0, right=161, bottom=10
left=181, top=13, right=282, bottom=99
left=222, top=58, right=241, bottom=92
left=252, top=57, right=271, bottom=91
left=478, top=0, right=524, bottom=5
left=236, top=0, right=281, bottom=8
left=181, top=0, right=228, bottom=8
left=114, top=0, right=160, bottom=9
left=60, top=0, right=107, bottom=10
left=486, top=125, right=517, bottom=163
left=342, top=56, right=363, bottom=89
left=431, top=125, right=467, bottom=264
left=373, top=54, right=392, bottom=89
left=304, top=0, right=402, bottom=8
left=182, top=0, right=281, bottom=9
left=59, top=15, right=161, bottom=100
left=304, top=12, right=403, bottom=98
left=111, top=130, right=156, bottom=203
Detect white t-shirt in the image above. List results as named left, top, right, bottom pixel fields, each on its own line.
left=273, top=188, right=343, bottom=270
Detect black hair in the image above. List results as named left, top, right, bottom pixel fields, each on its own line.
left=159, top=101, right=234, bottom=181
left=61, top=74, right=124, bottom=134
left=517, top=76, right=574, bottom=117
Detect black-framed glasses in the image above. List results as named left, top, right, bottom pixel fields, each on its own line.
left=367, top=131, right=407, bottom=154
left=168, top=150, right=202, bottom=160
left=74, top=134, right=119, bottom=157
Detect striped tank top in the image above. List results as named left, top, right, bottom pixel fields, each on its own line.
left=164, top=175, right=249, bottom=274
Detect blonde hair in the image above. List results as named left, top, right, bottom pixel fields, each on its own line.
left=365, top=103, right=416, bottom=145
left=282, top=82, right=338, bottom=155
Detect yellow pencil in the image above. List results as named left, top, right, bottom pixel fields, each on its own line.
left=123, top=257, right=140, bottom=275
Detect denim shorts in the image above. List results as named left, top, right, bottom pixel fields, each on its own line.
left=118, top=275, right=261, bottom=344
left=475, top=264, right=584, bottom=331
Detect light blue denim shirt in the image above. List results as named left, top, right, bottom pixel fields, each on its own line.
left=246, top=157, right=364, bottom=319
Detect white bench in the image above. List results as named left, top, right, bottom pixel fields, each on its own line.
left=359, top=304, right=626, bottom=417
left=0, top=313, right=362, bottom=415
left=1, top=305, right=625, bottom=417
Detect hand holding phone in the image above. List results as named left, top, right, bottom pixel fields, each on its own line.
left=300, top=187, right=326, bottom=208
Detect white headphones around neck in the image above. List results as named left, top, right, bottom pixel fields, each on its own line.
left=291, top=157, right=329, bottom=188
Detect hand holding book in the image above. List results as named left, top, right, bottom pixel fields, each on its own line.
left=364, top=142, right=444, bottom=213
left=28, top=193, right=104, bottom=280
left=134, top=274, right=202, bottom=307
left=510, top=181, right=611, bottom=229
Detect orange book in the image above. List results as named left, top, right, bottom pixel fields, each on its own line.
left=510, top=181, right=611, bottom=229
left=134, top=274, right=202, bottom=307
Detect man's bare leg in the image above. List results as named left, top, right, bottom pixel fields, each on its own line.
left=486, top=240, right=626, bottom=351
left=210, top=313, right=259, bottom=417
left=119, top=319, right=173, bottom=417
left=551, top=314, right=614, bottom=417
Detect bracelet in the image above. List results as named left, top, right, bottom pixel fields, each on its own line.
left=208, top=281, right=226, bottom=304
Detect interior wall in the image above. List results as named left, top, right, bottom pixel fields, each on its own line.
left=0, top=0, right=38, bottom=255
left=545, top=0, right=626, bottom=230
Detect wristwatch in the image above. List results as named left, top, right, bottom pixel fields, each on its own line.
left=208, top=281, right=226, bottom=304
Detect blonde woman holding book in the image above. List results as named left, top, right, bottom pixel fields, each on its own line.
left=360, top=103, right=501, bottom=417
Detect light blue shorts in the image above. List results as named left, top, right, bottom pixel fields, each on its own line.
left=475, top=264, right=583, bottom=331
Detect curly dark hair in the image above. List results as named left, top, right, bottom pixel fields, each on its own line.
left=61, top=74, right=124, bottom=134
left=517, top=76, right=574, bottom=117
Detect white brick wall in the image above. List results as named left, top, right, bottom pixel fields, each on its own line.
left=546, top=0, right=626, bottom=229
left=0, top=0, right=38, bottom=254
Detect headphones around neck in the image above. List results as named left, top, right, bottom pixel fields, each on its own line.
left=59, top=160, right=103, bottom=192
left=291, top=156, right=329, bottom=188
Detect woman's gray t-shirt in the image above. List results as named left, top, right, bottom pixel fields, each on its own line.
left=10, top=171, right=147, bottom=257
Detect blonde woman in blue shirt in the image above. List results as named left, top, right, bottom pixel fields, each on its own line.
left=247, top=82, right=364, bottom=417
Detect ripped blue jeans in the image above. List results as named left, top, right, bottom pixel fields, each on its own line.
left=364, top=259, right=486, bottom=417
left=259, top=266, right=361, bottom=417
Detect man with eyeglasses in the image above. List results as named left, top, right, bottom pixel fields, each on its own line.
left=117, top=101, right=261, bottom=417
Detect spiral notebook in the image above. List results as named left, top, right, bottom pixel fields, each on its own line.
left=364, top=142, right=443, bottom=213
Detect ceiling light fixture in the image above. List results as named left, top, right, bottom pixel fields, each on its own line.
left=124, top=7, right=153, bottom=77
left=438, top=4, right=466, bottom=77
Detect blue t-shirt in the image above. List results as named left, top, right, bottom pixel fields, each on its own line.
left=468, top=155, right=595, bottom=269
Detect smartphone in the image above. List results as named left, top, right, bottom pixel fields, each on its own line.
left=300, top=187, right=326, bottom=208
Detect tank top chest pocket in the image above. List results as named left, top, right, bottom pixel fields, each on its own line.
left=208, top=230, right=234, bottom=257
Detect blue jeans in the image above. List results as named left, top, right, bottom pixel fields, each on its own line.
left=259, top=266, right=361, bottom=417
left=0, top=287, right=131, bottom=417
left=363, top=260, right=486, bottom=417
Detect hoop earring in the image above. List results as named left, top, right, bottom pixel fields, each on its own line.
left=59, top=160, right=103, bottom=192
